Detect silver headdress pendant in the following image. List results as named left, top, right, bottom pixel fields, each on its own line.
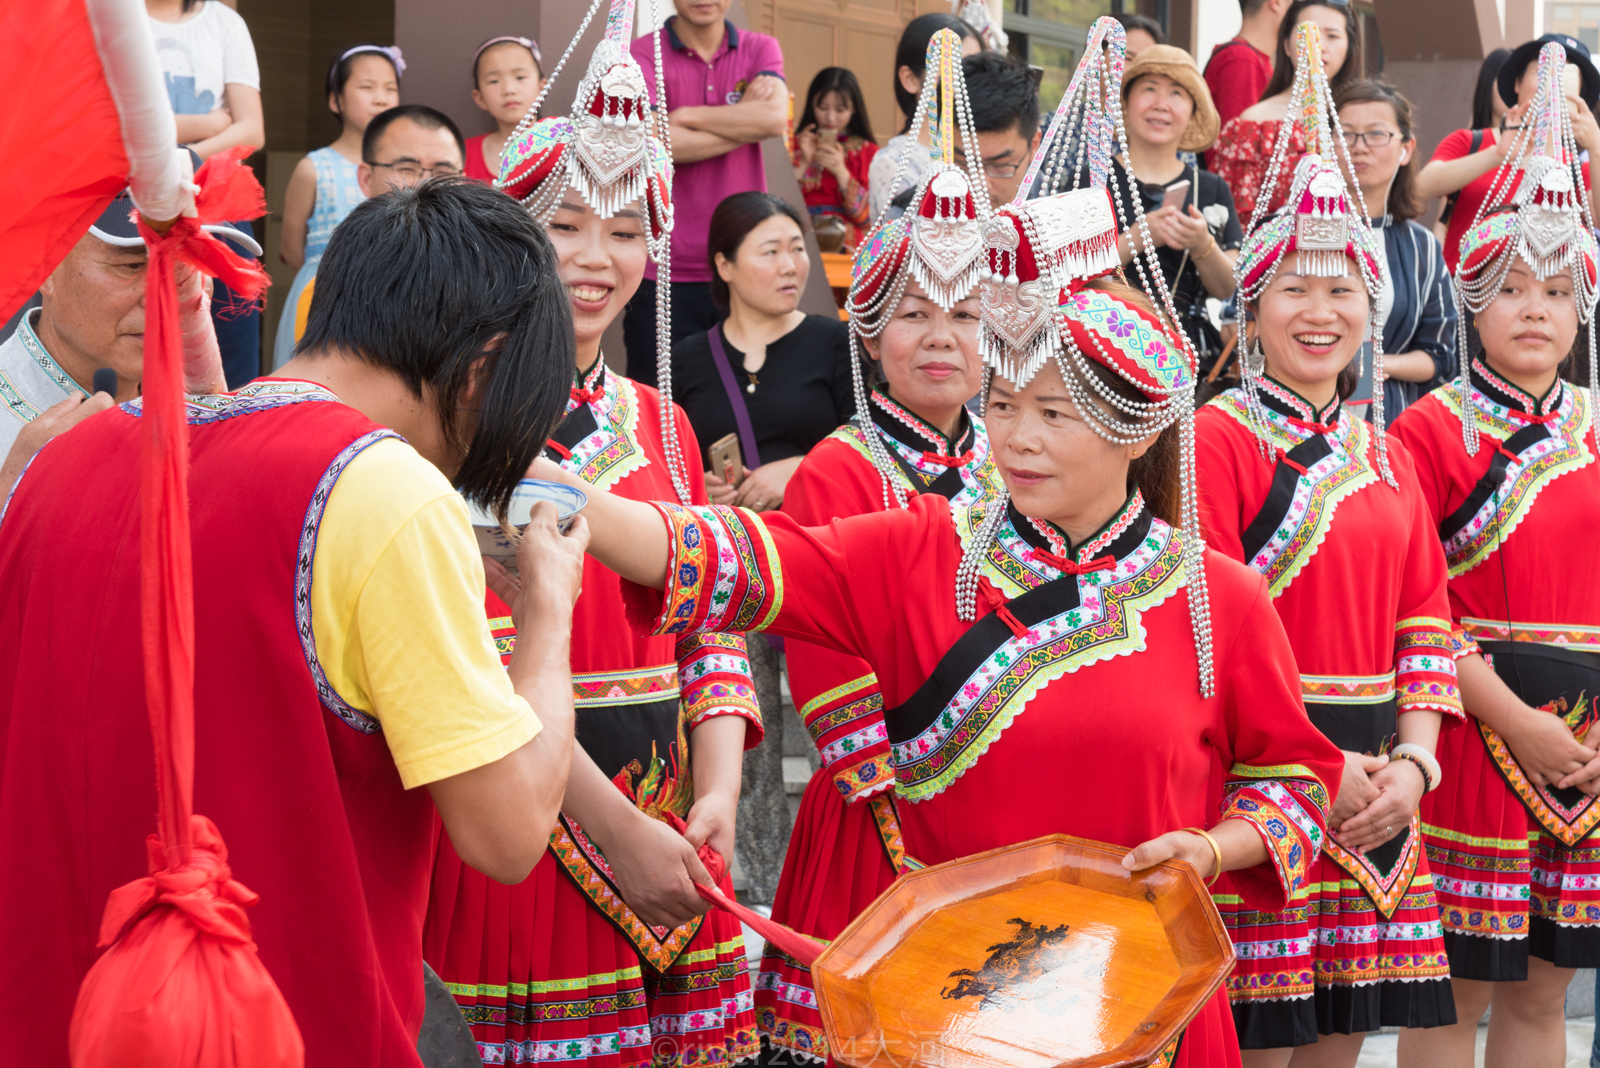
left=965, top=16, right=1216, bottom=698
left=495, top=0, right=692, bottom=503
left=1452, top=40, right=1600, bottom=457
left=1230, top=22, right=1395, bottom=486
left=843, top=28, right=993, bottom=509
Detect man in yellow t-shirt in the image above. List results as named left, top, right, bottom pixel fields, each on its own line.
left=0, top=178, right=581, bottom=1066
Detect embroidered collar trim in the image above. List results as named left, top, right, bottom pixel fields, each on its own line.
left=1470, top=356, right=1564, bottom=419
left=1257, top=375, right=1342, bottom=426
left=871, top=386, right=973, bottom=455
left=1012, top=491, right=1150, bottom=566
left=16, top=309, right=78, bottom=398
left=557, top=370, right=649, bottom=489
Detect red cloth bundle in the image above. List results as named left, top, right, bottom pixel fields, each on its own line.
left=66, top=147, right=293, bottom=1068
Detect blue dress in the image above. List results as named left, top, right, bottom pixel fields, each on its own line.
left=272, top=147, right=363, bottom=368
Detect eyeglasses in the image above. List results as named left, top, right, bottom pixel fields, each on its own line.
left=367, top=160, right=463, bottom=183
left=953, top=155, right=1024, bottom=179
left=1341, top=130, right=1397, bottom=148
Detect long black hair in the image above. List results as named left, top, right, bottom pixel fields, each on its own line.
left=298, top=178, right=574, bottom=515
left=1472, top=48, right=1512, bottom=129
left=796, top=67, right=876, bottom=144
left=706, top=192, right=805, bottom=309
left=893, top=13, right=980, bottom=133
left=1260, top=0, right=1363, bottom=102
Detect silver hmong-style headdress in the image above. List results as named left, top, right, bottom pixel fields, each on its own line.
left=495, top=0, right=691, bottom=503
left=1452, top=40, right=1600, bottom=456
left=843, top=28, right=994, bottom=509
left=966, top=16, right=1216, bottom=697
left=1231, top=21, right=1396, bottom=487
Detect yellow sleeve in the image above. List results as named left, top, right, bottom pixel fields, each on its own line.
left=310, top=437, right=541, bottom=789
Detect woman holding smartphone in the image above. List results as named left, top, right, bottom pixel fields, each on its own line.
left=1108, top=45, right=1241, bottom=375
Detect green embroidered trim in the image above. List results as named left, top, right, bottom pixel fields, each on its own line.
left=443, top=965, right=645, bottom=999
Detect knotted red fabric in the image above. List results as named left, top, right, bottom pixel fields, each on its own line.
left=976, top=576, right=1029, bottom=639
left=663, top=815, right=827, bottom=967
left=65, top=147, right=295, bottom=1068
left=920, top=448, right=974, bottom=468
left=1027, top=548, right=1115, bottom=575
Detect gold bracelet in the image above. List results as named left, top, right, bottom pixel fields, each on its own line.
left=1179, top=826, right=1223, bottom=885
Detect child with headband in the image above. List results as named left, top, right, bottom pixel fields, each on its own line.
left=464, top=36, right=544, bottom=183
left=274, top=44, right=402, bottom=368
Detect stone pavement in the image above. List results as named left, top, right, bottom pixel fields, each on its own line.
left=1356, top=1020, right=1595, bottom=1067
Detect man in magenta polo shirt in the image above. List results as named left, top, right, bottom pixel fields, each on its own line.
left=625, top=0, right=787, bottom=387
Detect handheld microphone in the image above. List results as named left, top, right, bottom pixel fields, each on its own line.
left=91, top=368, right=117, bottom=398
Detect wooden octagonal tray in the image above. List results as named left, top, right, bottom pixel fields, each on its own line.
left=810, top=834, right=1235, bottom=1068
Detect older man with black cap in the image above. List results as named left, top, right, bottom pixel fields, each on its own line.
left=0, top=189, right=260, bottom=484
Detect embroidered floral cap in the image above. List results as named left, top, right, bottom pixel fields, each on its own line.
left=496, top=0, right=692, bottom=504
left=1234, top=154, right=1385, bottom=294
left=1057, top=285, right=1192, bottom=400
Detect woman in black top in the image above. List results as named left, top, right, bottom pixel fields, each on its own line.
left=1108, top=46, right=1241, bottom=374
left=672, top=193, right=855, bottom=512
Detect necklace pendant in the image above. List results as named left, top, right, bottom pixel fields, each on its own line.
left=746, top=382, right=757, bottom=394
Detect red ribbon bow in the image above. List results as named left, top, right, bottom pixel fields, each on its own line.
left=921, top=448, right=974, bottom=468
left=570, top=385, right=603, bottom=406
left=1028, top=548, right=1115, bottom=575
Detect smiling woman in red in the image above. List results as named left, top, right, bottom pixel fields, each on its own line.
left=1196, top=26, right=1459, bottom=1064
left=422, top=8, right=763, bottom=1065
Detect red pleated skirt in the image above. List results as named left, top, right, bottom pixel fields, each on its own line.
left=755, top=769, right=898, bottom=1062
left=1423, top=715, right=1600, bottom=979
left=425, top=823, right=759, bottom=1066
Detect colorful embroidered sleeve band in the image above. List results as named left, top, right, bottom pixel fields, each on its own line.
left=1395, top=616, right=1464, bottom=718
left=626, top=502, right=785, bottom=637
left=800, top=673, right=894, bottom=802
left=1219, top=763, right=1330, bottom=913
left=675, top=632, right=763, bottom=746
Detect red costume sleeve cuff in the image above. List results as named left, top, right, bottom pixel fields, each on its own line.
left=676, top=632, right=764, bottom=748
left=1395, top=617, right=1465, bottom=720
left=622, top=502, right=784, bottom=638
left=1219, top=765, right=1330, bottom=913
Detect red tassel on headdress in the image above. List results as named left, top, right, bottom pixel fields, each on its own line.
left=67, top=147, right=299, bottom=1068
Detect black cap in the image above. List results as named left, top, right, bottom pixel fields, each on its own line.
left=1499, top=33, right=1600, bottom=109
left=88, top=190, right=263, bottom=257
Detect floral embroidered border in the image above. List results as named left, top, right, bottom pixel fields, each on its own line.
left=891, top=518, right=1187, bottom=800
left=1437, top=386, right=1593, bottom=577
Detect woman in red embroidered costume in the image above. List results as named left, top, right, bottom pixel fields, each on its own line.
left=1197, top=33, right=1459, bottom=1061
left=423, top=4, right=763, bottom=1065
left=759, top=38, right=1003, bottom=1059
left=1212, top=1, right=1361, bottom=226
left=1387, top=41, right=1600, bottom=1068
left=539, top=23, right=1345, bottom=1067
left=791, top=67, right=878, bottom=250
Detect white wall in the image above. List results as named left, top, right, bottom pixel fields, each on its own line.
left=1193, top=0, right=1242, bottom=67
